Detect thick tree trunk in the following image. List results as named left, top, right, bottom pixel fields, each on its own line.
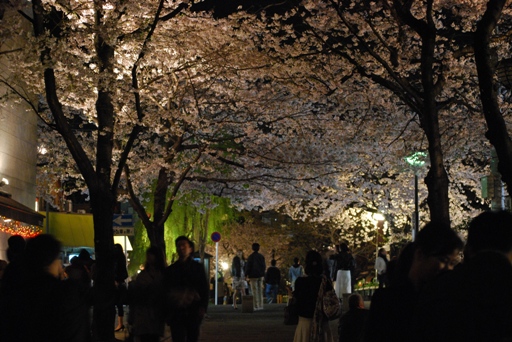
left=390, top=0, right=451, bottom=226
left=419, top=4, right=451, bottom=226
left=90, top=189, right=116, bottom=341
left=128, top=167, right=169, bottom=258
left=474, top=0, right=512, bottom=196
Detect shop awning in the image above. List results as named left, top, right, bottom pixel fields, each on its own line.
left=43, top=211, right=94, bottom=248
left=0, top=193, right=45, bottom=226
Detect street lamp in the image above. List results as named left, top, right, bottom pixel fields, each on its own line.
left=404, top=152, right=427, bottom=241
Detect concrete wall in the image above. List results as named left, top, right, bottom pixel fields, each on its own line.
left=0, top=8, right=38, bottom=209
left=0, top=10, right=39, bottom=259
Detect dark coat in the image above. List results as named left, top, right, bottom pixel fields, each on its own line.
left=0, top=271, right=90, bottom=342
left=412, top=251, right=512, bottom=342
left=293, top=275, right=322, bottom=318
left=265, top=266, right=281, bottom=285
left=363, top=279, right=418, bottom=342
left=163, top=257, right=209, bottom=317
left=246, top=251, right=266, bottom=278
left=128, top=269, right=165, bottom=337
left=338, top=308, right=369, bottom=342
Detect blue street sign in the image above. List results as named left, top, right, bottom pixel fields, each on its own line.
left=113, top=214, right=133, bottom=227
left=211, top=232, right=221, bottom=242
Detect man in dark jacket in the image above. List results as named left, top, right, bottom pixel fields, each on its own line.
left=163, top=236, right=209, bottom=342
left=245, top=242, right=266, bottom=310
left=264, top=259, right=281, bottom=304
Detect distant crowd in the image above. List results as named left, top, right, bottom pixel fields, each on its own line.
left=290, top=210, right=512, bottom=342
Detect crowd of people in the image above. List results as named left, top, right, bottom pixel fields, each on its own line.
left=290, top=210, right=512, bottom=342
left=0, top=235, right=210, bottom=342
left=1, top=209, right=512, bottom=342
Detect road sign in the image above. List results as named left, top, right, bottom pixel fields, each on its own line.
left=211, top=232, right=221, bottom=242
left=113, top=227, right=134, bottom=236
left=113, top=214, right=133, bottom=227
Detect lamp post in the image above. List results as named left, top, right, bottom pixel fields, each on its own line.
left=371, top=212, right=385, bottom=279
left=404, top=152, right=427, bottom=241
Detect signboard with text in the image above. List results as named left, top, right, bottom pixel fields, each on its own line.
left=113, top=227, right=134, bottom=236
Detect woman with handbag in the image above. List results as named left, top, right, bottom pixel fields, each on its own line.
left=293, top=250, right=336, bottom=342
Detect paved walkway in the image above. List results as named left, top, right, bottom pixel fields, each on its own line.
left=115, top=303, right=341, bottom=342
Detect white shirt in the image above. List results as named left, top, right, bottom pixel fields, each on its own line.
left=375, top=256, right=387, bottom=275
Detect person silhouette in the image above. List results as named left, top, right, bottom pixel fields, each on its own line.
left=0, top=234, right=90, bottom=341
left=231, top=249, right=245, bottom=309
left=364, top=222, right=463, bottom=342
left=128, top=246, right=167, bottom=342
left=293, top=250, right=334, bottom=342
left=289, top=257, right=304, bottom=292
left=163, top=236, right=209, bottom=342
left=413, top=211, right=512, bottom=341
left=338, top=293, right=368, bottom=342
left=113, top=243, right=129, bottom=332
left=245, top=243, right=266, bottom=311
left=265, top=259, right=281, bottom=304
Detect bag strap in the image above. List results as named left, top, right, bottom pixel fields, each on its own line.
left=310, top=275, right=328, bottom=342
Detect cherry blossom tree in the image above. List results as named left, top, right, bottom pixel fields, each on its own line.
left=0, top=2, right=355, bottom=338
left=473, top=0, right=512, bottom=195
left=225, top=0, right=504, bottom=229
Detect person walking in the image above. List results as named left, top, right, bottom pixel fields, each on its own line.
left=163, top=236, right=209, bottom=342
left=293, top=250, right=334, bottom=342
left=265, top=259, right=281, bottom=304
left=245, top=242, right=266, bottom=311
left=375, top=248, right=388, bottom=289
left=332, top=243, right=356, bottom=299
left=289, top=257, right=304, bottom=292
left=231, top=249, right=246, bottom=309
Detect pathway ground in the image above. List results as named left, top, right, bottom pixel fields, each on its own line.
left=115, top=303, right=343, bottom=342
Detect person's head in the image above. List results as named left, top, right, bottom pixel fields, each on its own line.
left=236, top=249, right=243, bottom=258
left=293, top=257, right=300, bottom=265
left=145, top=246, right=166, bottom=271
left=340, top=243, right=350, bottom=253
left=378, top=248, right=387, bottom=257
left=465, top=211, right=512, bottom=260
left=304, top=250, right=323, bottom=276
left=175, top=236, right=194, bottom=260
left=23, top=234, right=62, bottom=278
left=114, top=243, right=124, bottom=256
left=408, top=221, right=464, bottom=288
left=271, top=259, right=277, bottom=267
left=70, top=256, right=80, bottom=265
left=348, top=293, right=364, bottom=310
left=252, top=243, right=260, bottom=252
left=7, top=235, right=25, bottom=262
left=78, top=248, right=91, bottom=260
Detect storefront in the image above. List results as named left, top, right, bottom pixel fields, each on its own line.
left=42, top=211, right=132, bottom=263
left=0, top=192, right=45, bottom=260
